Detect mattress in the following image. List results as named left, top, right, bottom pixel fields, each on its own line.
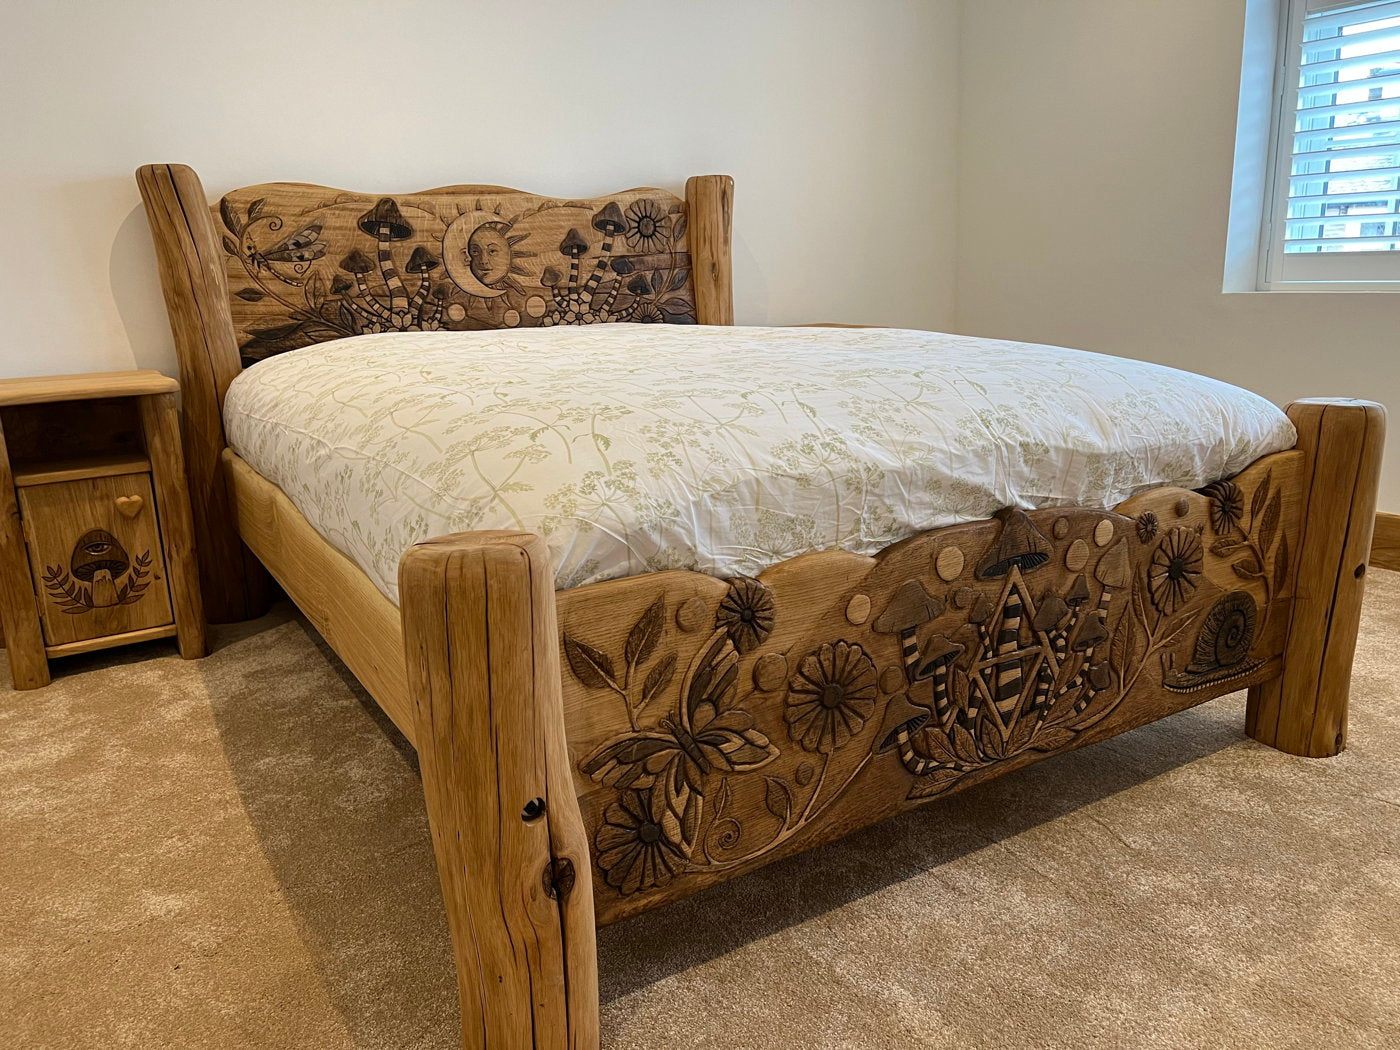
left=223, top=325, right=1296, bottom=603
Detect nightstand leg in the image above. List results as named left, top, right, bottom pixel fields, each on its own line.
left=140, top=393, right=207, bottom=659
left=0, top=424, right=49, bottom=689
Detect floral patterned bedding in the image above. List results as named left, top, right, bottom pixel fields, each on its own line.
left=223, top=325, right=1296, bottom=603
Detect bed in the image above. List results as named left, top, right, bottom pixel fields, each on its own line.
left=138, top=163, right=1385, bottom=1049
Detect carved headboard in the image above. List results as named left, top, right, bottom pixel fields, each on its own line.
left=135, top=163, right=733, bottom=621
left=215, top=181, right=723, bottom=362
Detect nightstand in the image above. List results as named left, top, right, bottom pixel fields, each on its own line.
left=0, top=371, right=206, bottom=689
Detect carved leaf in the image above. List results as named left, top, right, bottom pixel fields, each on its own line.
left=222, top=235, right=240, bottom=257
left=563, top=635, right=619, bottom=690
left=1210, top=539, right=1246, bottom=557
left=713, top=776, right=731, bottom=818
left=1258, top=489, right=1282, bottom=554
left=977, top=718, right=1005, bottom=760
left=626, top=595, right=666, bottom=669
left=1274, top=533, right=1291, bottom=591
left=235, top=288, right=266, bottom=302
left=1250, top=471, right=1272, bottom=522
left=247, top=197, right=266, bottom=222
left=1232, top=556, right=1264, bottom=581
left=906, top=768, right=964, bottom=799
left=220, top=198, right=242, bottom=236
left=1032, top=726, right=1076, bottom=752
left=1007, top=715, right=1038, bottom=754
left=950, top=724, right=981, bottom=765
left=763, top=776, right=793, bottom=827
left=671, top=213, right=688, bottom=242
left=640, top=652, right=677, bottom=708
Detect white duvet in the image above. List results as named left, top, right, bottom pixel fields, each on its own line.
left=224, top=326, right=1296, bottom=603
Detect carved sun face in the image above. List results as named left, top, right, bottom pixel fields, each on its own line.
left=467, top=225, right=514, bottom=286
left=443, top=212, right=536, bottom=299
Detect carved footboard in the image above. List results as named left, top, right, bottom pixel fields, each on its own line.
left=557, top=451, right=1302, bottom=922
left=399, top=399, right=1383, bottom=1050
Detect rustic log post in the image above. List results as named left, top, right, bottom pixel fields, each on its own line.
left=400, top=531, right=599, bottom=1050
left=136, top=163, right=271, bottom=623
left=685, top=175, right=734, bottom=325
left=1247, top=398, right=1385, bottom=757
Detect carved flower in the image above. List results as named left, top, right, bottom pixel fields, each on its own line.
left=1200, top=480, right=1244, bottom=534
left=716, top=576, right=774, bottom=653
left=785, top=641, right=878, bottom=753
left=624, top=199, right=671, bottom=253
left=631, top=301, right=666, bottom=323
left=1135, top=511, right=1159, bottom=543
left=1148, top=528, right=1204, bottom=614
left=595, top=790, right=687, bottom=895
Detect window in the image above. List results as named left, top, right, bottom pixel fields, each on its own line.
left=1258, top=0, right=1400, bottom=289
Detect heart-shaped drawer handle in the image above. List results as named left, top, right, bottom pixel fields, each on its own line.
left=115, top=495, right=144, bottom=518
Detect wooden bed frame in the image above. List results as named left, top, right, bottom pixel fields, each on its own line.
left=137, top=163, right=1385, bottom=1049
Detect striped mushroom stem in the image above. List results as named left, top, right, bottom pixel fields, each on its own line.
left=598, top=258, right=633, bottom=320
left=961, top=591, right=995, bottom=730
left=419, top=285, right=449, bottom=329
left=915, top=635, right=965, bottom=730
left=989, top=577, right=1029, bottom=724
left=405, top=247, right=439, bottom=320
left=872, top=580, right=943, bottom=685
left=540, top=266, right=566, bottom=306
left=357, top=198, right=414, bottom=328
left=558, top=228, right=589, bottom=305
left=338, top=250, right=391, bottom=323
left=1072, top=539, right=1131, bottom=713
left=583, top=203, right=626, bottom=301
left=1029, top=592, right=1071, bottom=721
left=874, top=695, right=967, bottom=775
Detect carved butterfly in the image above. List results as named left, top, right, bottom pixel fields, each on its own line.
left=581, top=629, right=778, bottom=848
left=247, top=224, right=327, bottom=279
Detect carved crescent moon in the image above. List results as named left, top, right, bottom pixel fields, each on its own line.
left=442, top=211, right=510, bottom=299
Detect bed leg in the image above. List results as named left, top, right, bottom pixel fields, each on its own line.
left=1247, top=398, right=1386, bottom=757
left=400, top=531, right=599, bottom=1050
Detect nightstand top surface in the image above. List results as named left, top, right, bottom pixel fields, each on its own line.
left=0, top=370, right=178, bottom=407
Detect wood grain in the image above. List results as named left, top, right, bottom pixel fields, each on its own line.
left=401, top=532, right=598, bottom=1050
left=685, top=175, right=734, bottom=325
left=0, top=419, right=49, bottom=689
left=0, top=371, right=176, bottom=407
left=1372, top=511, right=1400, bottom=572
left=1247, top=399, right=1386, bottom=757
left=140, top=393, right=207, bottom=659
left=136, top=163, right=270, bottom=624
left=223, top=450, right=414, bottom=742
left=12, top=454, right=152, bottom=488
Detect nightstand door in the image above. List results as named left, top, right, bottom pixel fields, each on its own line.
left=18, top=473, right=174, bottom=646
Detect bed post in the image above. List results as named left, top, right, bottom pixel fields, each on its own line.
left=400, top=531, right=599, bottom=1050
left=1247, top=398, right=1385, bottom=757
left=136, top=163, right=271, bottom=624
left=685, top=175, right=734, bottom=325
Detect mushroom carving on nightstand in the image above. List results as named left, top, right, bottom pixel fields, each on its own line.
left=42, top=530, right=154, bottom=613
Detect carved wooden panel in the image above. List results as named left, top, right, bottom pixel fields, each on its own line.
left=214, top=182, right=698, bottom=363
left=555, top=451, right=1304, bottom=924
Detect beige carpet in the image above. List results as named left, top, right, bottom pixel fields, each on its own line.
left=3, top=572, right=1398, bottom=1050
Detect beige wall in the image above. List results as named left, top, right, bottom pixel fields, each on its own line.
left=956, top=0, right=1399, bottom=511
left=0, top=0, right=961, bottom=378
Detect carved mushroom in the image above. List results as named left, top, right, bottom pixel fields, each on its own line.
left=976, top=508, right=1053, bottom=579
left=357, top=198, right=414, bottom=326
left=1032, top=593, right=1070, bottom=633
left=872, top=580, right=943, bottom=685
left=915, top=634, right=965, bottom=729
left=71, top=528, right=129, bottom=608
left=559, top=228, right=589, bottom=259
left=406, top=246, right=440, bottom=318
left=875, top=693, right=933, bottom=754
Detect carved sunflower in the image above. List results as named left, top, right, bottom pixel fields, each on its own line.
left=716, top=576, right=775, bottom=653
left=624, top=199, right=671, bottom=253
left=1135, top=511, right=1159, bottom=543
left=595, top=790, right=687, bottom=896
left=1148, top=528, right=1204, bottom=614
left=1200, top=479, right=1244, bottom=534
left=785, top=641, right=878, bottom=754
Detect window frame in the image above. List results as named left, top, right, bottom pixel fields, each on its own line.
left=1257, top=0, right=1400, bottom=291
